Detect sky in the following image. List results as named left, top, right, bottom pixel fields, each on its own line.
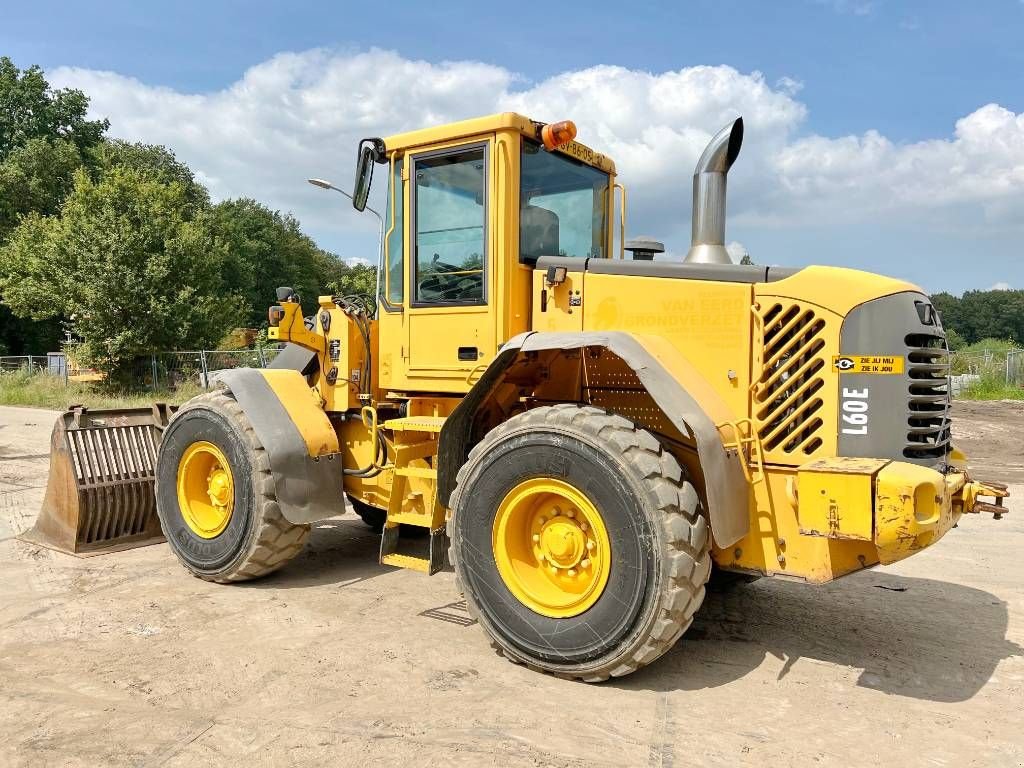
left=3, top=0, right=1023, bottom=293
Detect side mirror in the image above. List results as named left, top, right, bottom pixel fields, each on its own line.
left=352, top=137, right=386, bottom=212
left=353, top=145, right=375, bottom=212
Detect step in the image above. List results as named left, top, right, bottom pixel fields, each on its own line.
left=379, top=526, right=448, bottom=575
left=386, top=511, right=441, bottom=527
left=380, top=553, right=431, bottom=573
left=394, top=466, right=437, bottom=480
left=382, top=416, right=446, bottom=433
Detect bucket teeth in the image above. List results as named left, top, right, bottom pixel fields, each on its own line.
left=19, top=404, right=175, bottom=557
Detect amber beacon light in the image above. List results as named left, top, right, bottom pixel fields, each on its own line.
left=540, top=120, right=577, bottom=150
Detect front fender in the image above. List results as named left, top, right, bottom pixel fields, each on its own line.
left=214, top=368, right=345, bottom=525
left=437, top=331, right=750, bottom=548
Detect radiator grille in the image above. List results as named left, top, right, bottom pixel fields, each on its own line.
left=904, top=333, right=952, bottom=461
left=754, top=302, right=827, bottom=456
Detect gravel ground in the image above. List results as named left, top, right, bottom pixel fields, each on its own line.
left=1, top=402, right=1022, bottom=767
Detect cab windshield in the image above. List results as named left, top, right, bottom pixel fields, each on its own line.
left=520, top=140, right=608, bottom=264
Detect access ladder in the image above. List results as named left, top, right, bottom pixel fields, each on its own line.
left=378, top=415, right=448, bottom=574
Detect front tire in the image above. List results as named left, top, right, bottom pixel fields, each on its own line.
left=156, top=390, right=310, bottom=582
left=448, top=404, right=711, bottom=681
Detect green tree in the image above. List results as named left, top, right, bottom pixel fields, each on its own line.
left=0, top=167, right=245, bottom=376
left=959, top=289, right=1024, bottom=344
left=0, top=137, right=83, bottom=240
left=0, top=57, right=108, bottom=161
left=91, top=140, right=209, bottom=211
left=933, top=289, right=1024, bottom=345
left=210, top=198, right=332, bottom=325
left=930, top=292, right=961, bottom=335
left=0, top=57, right=109, bottom=355
left=945, top=327, right=967, bottom=351
left=322, top=258, right=377, bottom=298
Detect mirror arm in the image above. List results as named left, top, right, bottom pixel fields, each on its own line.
left=360, top=137, right=387, bottom=164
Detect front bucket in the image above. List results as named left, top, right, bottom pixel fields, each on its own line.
left=20, top=404, right=175, bottom=556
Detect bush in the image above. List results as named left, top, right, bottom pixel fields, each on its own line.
left=950, top=338, right=1021, bottom=376
left=959, top=373, right=1024, bottom=401
left=0, top=368, right=204, bottom=410
left=958, top=338, right=1018, bottom=356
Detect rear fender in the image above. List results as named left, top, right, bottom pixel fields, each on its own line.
left=214, top=368, right=344, bottom=524
left=437, top=331, right=750, bottom=547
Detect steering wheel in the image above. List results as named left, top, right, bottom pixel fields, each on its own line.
left=418, top=253, right=482, bottom=301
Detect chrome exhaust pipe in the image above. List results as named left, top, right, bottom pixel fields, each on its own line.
left=684, top=117, right=744, bottom=264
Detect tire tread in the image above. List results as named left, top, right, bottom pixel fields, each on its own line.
left=447, top=404, right=712, bottom=682
left=157, top=389, right=309, bottom=583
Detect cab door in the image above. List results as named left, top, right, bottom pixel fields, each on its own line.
left=404, top=139, right=497, bottom=390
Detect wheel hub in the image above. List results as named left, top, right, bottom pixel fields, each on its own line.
left=538, top=517, right=586, bottom=569
left=176, top=441, right=234, bottom=539
left=492, top=478, right=611, bottom=618
left=207, top=468, right=231, bottom=508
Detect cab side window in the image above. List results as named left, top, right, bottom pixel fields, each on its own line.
left=385, top=157, right=404, bottom=305
left=412, top=145, right=487, bottom=306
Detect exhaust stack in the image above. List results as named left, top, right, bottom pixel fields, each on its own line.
left=684, top=117, right=744, bottom=264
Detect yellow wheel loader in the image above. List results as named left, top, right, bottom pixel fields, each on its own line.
left=27, top=113, right=1009, bottom=681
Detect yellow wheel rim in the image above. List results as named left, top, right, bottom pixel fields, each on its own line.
left=176, top=441, right=234, bottom=539
left=492, top=478, right=611, bottom=618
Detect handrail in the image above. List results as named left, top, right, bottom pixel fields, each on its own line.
left=614, top=182, right=627, bottom=259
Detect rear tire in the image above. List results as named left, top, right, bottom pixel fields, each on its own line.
left=156, top=390, right=310, bottom=582
left=708, top=567, right=761, bottom=592
left=347, top=496, right=386, bottom=532
left=346, top=496, right=428, bottom=537
left=448, top=404, right=711, bottom=681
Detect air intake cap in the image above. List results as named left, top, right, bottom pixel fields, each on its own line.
left=624, top=238, right=665, bottom=261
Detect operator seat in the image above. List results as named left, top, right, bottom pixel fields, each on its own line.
left=520, top=204, right=560, bottom=265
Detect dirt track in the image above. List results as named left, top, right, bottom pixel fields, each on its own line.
left=1, top=402, right=1022, bottom=767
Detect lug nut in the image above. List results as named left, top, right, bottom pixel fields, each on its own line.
left=587, top=540, right=596, bottom=551
left=566, top=510, right=575, bottom=518
left=532, top=533, right=540, bottom=543
left=580, top=522, right=588, bottom=531
left=581, top=559, right=591, bottom=568
left=567, top=569, right=577, bottom=577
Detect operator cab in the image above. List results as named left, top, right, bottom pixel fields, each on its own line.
left=360, top=113, right=617, bottom=394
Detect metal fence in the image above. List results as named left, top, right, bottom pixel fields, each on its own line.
left=0, top=355, right=49, bottom=373
left=127, top=349, right=283, bottom=390
left=0, top=347, right=282, bottom=391
left=950, top=347, right=1024, bottom=386
left=1010, top=349, right=1023, bottom=384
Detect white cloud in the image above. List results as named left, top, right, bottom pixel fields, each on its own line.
left=726, top=241, right=750, bottom=261
left=50, top=49, right=1024, bottom=263
left=775, top=76, right=804, bottom=96
left=990, top=281, right=1012, bottom=291
left=773, top=104, right=1024, bottom=225
left=815, top=0, right=877, bottom=16
left=819, top=0, right=876, bottom=15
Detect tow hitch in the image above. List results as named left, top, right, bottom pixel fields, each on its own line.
left=962, top=480, right=1010, bottom=520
